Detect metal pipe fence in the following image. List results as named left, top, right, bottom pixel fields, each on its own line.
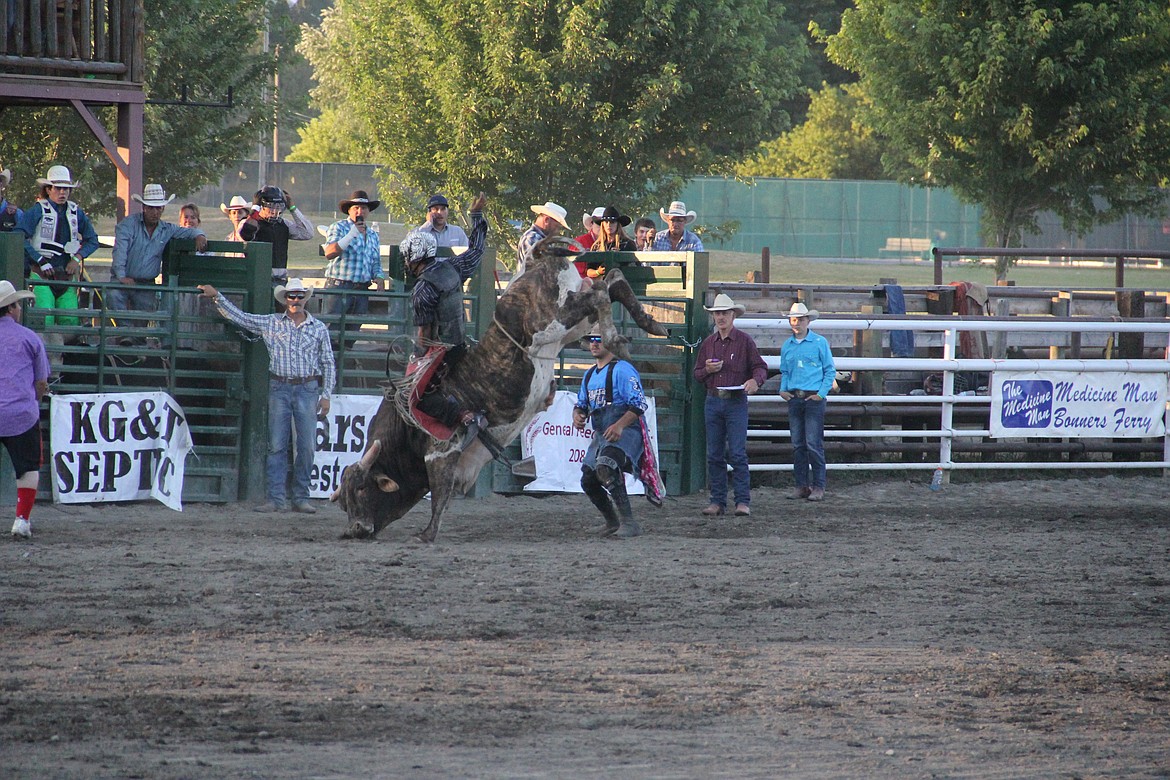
left=735, top=317, right=1170, bottom=476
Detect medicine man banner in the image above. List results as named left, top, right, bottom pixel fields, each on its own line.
left=310, top=394, right=383, bottom=499
left=50, top=392, right=193, bottom=511
left=990, top=370, right=1168, bottom=438
left=521, top=391, right=659, bottom=494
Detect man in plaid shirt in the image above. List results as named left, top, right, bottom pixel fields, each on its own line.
left=323, top=190, right=385, bottom=335
left=198, top=279, right=336, bottom=515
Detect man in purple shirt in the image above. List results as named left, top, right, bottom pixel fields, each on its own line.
left=693, top=293, right=767, bottom=517
left=0, top=280, right=51, bottom=539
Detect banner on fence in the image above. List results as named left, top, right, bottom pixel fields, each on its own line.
left=990, top=370, right=1167, bottom=438
left=520, top=391, right=659, bottom=493
left=310, top=394, right=383, bottom=499
left=50, top=392, right=193, bottom=511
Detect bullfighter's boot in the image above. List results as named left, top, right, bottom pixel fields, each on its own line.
left=607, top=473, right=642, bottom=539
left=582, top=468, right=621, bottom=536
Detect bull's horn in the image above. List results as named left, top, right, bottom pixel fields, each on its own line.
left=374, top=473, right=400, bottom=493
left=359, top=439, right=383, bottom=469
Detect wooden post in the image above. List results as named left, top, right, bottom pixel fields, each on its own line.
left=761, top=246, right=770, bottom=284
left=1115, top=256, right=1125, bottom=289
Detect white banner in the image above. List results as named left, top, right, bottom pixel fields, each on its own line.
left=520, top=391, right=659, bottom=493
left=990, top=370, right=1168, bottom=438
left=310, top=394, right=384, bottom=498
left=50, top=392, right=193, bottom=511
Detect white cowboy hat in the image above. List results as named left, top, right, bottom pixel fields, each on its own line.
left=0, top=280, right=35, bottom=309
left=37, top=165, right=78, bottom=189
left=273, top=278, right=314, bottom=304
left=581, top=206, right=606, bottom=231
left=704, top=293, right=745, bottom=315
left=0, top=168, right=11, bottom=186
left=786, top=302, right=819, bottom=321
left=659, top=200, right=697, bottom=225
left=132, top=183, right=176, bottom=208
left=220, top=195, right=250, bottom=215
left=530, top=201, right=570, bottom=230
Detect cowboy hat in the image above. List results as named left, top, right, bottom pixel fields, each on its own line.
left=339, top=190, right=380, bottom=213
left=704, top=293, right=745, bottom=314
left=581, top=206, right=606, bottom=231
left=220, top=195, right=250, bottom=215
left=37, top=165, right=78, bottom=189
left=0, top=280, right=35, bottom=309
left=530, top=201, right=570, bottom=230
left=425, top=194, right=449, bottom=210
left=0, top=168, right=11, bottom=187
left=273, top=278, right=314, bottom=304
left=786, top=302, right=819, bottom=321
left=132, top=184, right=176, bottom=208
left=595, top=206, right=631, bottom=227
left=659, top=200, right=697, bottom=225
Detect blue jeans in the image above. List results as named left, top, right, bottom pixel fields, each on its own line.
left=267, top=378, right=319, bottom=505
left=788, top=396, right=826, bottom=489
left=704, top=394, right=750, bottom=507
left=324, top=279, right=371, bottom=333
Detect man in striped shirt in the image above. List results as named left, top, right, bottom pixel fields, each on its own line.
left=198, top=279, right=336, bottom=514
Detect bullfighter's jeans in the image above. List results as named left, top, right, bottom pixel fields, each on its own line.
left=704, top=394, right=750, bottom=508
left=267, top=378, right=319, bottom=505
left=788, top=396, right=827, bottom=489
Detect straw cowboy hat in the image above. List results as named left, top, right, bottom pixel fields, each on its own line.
left=530, top=201, right=570, bottom=230
left=704, top=293, right=745, bottom=314
left=220, top=195, right=250, bottom=215
left=581, top=206, right=606, bottom=231
left=786, top=302, right=819, bottom=321
left=659, top=200, right=697, bottom=225
left=273, top=278, right=314, bottom=305
left=0, top=167, right=11, bottom=187
left=339, top=190, right=381, bottom=213
left=0, top=280, right=35, bottom=309
left=132, top=184, right=176, bottom=208
left=37, top=165, right=78, bottom=189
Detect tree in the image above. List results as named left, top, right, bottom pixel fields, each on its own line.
left=822, top=0, right=1170, bottom=279
left=737, top=82, right=886, bottom=179
left=294, top=0, right=806, bottom=254
left=0, top=0, right=293, bottom=216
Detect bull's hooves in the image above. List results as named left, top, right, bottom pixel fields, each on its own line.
left=412, top=534, right=435, bottom=544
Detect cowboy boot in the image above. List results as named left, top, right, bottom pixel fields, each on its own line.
left=582, top=470, right=621, bottom=536
left=608, top=477, right=642, bottom=539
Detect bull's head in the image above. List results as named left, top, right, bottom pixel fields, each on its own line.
left=334, top=439, right=415, bottom=539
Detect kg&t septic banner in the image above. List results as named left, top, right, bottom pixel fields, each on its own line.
left=990, top=371, right=1168, bottom=438
left=520, top=391, right=659, bottom=493
left=310, top=393, right=383, bottom=499
left=50, top=393, right=193, bottom=511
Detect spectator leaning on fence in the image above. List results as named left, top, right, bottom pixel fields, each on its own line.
left=693, top=293, right=767, bottom=518
left=652, top=200, right=704, bottom=252
left=197, top=278, right=335, bottom=515
left=779, top=302, right=835, bottom=502
left=18, top=165, right=99, bottom=327
left=109, top=184, right=207, bottom=339
left=323, top=190, right=385, bottom=333
left=0, top=166, right=23, bottom=232
left=220, top=195, right=250, bottom=242
left=575, top=206, right=605, bottom=251
left=418, top=194, right=469, bottom=248
left=0, top=280, right=50, bottom=541
left=515, top=200, right=569, bottom=280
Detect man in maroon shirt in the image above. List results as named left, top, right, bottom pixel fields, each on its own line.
left=693, top=293, right=768, bottom=517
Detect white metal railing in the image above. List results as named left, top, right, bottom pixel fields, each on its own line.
left=734, top=317, right=1170, bottom=477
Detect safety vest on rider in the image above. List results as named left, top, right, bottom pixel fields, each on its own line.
left=30, top=199, right=81, bottom=263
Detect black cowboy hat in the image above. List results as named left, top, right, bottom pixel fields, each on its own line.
left=597, top=205, right=631, bottom=227
left=339, top=190, right=381, bottom=213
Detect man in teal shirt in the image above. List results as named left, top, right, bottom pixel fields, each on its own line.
left=779, top=303, right=835, bottom=502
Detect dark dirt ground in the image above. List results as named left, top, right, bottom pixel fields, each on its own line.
left=2, top=475, right=1168, bottom=779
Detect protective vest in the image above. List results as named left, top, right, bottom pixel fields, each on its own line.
left=417, top=259, right=465, bottom=345
left=31, top=199, right=80, bottom=264
left=245, top=218, right=291, bottom=271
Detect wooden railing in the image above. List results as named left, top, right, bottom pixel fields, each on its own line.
left=0, top=0, right=143, bottom=80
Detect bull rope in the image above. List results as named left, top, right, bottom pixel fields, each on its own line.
left=386, top=340, right=458, bottom=447
left=491, top=312, right=532, bottom=362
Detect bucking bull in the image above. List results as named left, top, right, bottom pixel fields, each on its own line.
left=333, top=238, right=669, bottom=542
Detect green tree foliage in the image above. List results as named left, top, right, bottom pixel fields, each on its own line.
left=294, top=0, right=806, bottom=249
left=823, top=0, right=1170, bottom=279
left=737, top=82, right=885, bottom=179
left=0, top=0, right=292, bottom=216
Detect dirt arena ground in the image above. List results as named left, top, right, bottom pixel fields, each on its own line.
left=2, top=474, right=1168, bottom=779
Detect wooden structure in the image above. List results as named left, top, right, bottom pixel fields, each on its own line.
left=0, top=0, right=144, bottom=217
